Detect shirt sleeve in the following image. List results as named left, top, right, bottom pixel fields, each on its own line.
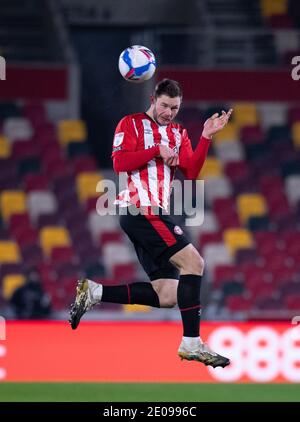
left=111, top=116, right=138, bottom=157
left=178, top=128, right=211, bottom=180
left=112, top=116, right=160, bottom=173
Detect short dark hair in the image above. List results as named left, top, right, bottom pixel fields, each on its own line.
left=154, top=79, right=183, bottom=99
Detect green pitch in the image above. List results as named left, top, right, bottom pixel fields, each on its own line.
left=0, top=383, right=299, bottom=402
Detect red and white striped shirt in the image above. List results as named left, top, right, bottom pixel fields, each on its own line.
left=112, top=113, right=211, bottom=210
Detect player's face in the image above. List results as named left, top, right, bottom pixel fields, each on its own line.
left=153, top=95, right=181, bottom=125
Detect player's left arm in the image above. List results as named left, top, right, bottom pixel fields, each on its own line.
left=178, top=109, right=232, bottom=180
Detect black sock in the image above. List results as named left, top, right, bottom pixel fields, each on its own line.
left=177, top=274, right=202, bottom=337
left=102, top=282, right=160, bottom=307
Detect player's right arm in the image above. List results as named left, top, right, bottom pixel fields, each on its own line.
left=112, top=116, right=160, bottom=173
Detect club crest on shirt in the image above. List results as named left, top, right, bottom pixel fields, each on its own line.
left=174, top=225, right=183, bottom=235
left=113, top=132, right=124, bottom=147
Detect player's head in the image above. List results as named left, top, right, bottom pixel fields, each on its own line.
left=151, top=79, right=182, bottom=125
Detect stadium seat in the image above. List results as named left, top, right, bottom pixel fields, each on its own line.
left=45, top=158, right=71, bottom=180
left=24, top=174, right=49, bottom=192
left=76, top=171, right=104, bottom=202
left=36, top=213, right=62, bottom=229
left=18, top=157, right=41, bottom=176
left=267, top=125, right=291, bottom=146
left=259, top=104, right=286, bottom=129
left=200, top=211, right=219, bottom=234
left=23, top=102, right=46, bottom=127
left=0, top=241, right=21, bottom=264
left=272, top=267, right=297, bottom=288
left=226, top=295, right=253, bottom=313
left=237, top=193, right=268, bottom=224
left=50, top=246, right=75, bottom=264
left=9, top=212, right=31, bottom=237
left=12, top=140, right=38, bottom=160
left=224, top=161, right=251, bottom=183
left=260, top=0, right=288, bottom=17
left=213, top=197, right=241, bottom=229
left=39, top=226, right=71, bottom=257
left=232, top=103, right=258, bottom=127
left=245, top=143, right=268, bottom=162
left=240, top=125, right=265, bottom=145
left=213, top=264, right=237, bottom=289
left=41, top=145, right=62, bottom=168
left=0, top=103, right=22, bottom=120
left=21, top=244, right=43, bottom=267
left=0, top=136, right=11, bottom=158
left=54, top=262, right=81, bottom=279
left=187, top=215, right=218, bottom=247
left=213, top=122, right=239, bottom=143
left=0, top=190, right=27, bottom=222
left=285, top=175, right=300, bottom=206
left=203, top=243, right=233, bottom=275
left=284, top=294, right=300, bottom=310
left=204, top=176, right=232, bottom=206
left=73, top=157, right=97, bottom=175
left=102, top=242, right=135, bottom=275
left=269, top=14, right=293, bottom=28
left=214, top=141, right=245, bottom=164
left=199, top=231, right=223, bottom=251
left=84, top=197, right=98, bottom=213
left=15, top=227, right=38, bottom=248
left=2, top=274, right=25, bottom=300
left=67, top=141, right=91, bottom=158
left=27, top=190, right=58, bottom=223
left=254, top=231, right=280, bottom=255
left=255, top=295, right=283, bottom=311
left=235, top=248, right=259, bottom=266
left=248, top=215, right=270, bottom=231
left=223, top=228, right=254, bottom=256
left=88, top=211, right=119, bottom=243
left=198, top=157, right=223, bottom=179
left=260, top=174, right=284, bottom=196
left=58, top=119, right=87, bottom=147
left=100, top=231, right=123, bottom=246
left=113, top=263, right=136, bottom=282
left=3, top=117, right=33, bottom=142
left=84, top=262, right=106, bottom=278
left=0, top=263, right=24, bottom=280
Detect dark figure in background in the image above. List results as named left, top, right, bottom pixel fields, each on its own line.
left=10, top=267, right=52, bottom=319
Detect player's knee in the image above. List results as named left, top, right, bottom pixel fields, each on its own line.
left=193, top=254, right=204, bottom=274
left=182, top=248, right=204, bottom=275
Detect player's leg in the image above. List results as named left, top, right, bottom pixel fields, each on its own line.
left=98, top=256, right=179, bottom=308
left=69, top=248, right=180, bottom=330
left=69, top=212, right=180, bottom=329
left=170, top=244, right=230, bottom=368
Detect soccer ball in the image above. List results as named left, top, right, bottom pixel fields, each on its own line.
left=118, top=45, right=156, bottom=83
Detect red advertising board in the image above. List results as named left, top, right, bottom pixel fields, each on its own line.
left=0, top=321, right=299, bottom=382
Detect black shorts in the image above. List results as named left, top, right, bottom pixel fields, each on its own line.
left=119, top=206, right=190, bottom=281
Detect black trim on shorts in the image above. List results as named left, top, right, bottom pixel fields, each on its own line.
left=158, top=240, right=190, bottom=265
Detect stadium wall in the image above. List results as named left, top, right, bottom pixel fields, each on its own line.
left=0, top=322, right=299, bottom=383
left=157, top=69, right=300, bottom=101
